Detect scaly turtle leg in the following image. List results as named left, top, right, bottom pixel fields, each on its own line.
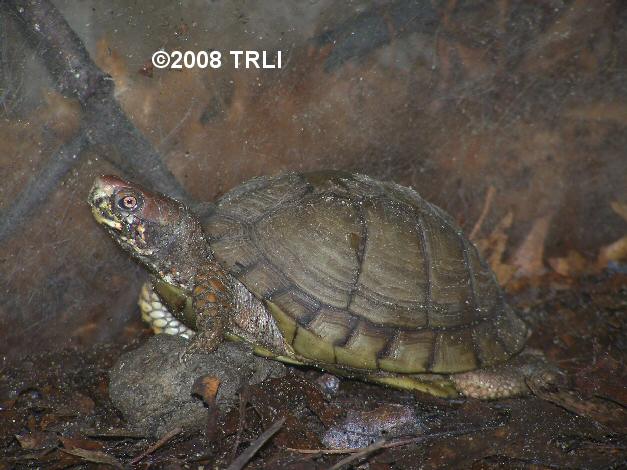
left=184, top=266, right=233, bottom=354
left=450, top=349, right=564, bottom=399
left=138, top=281, right=194, bottom=338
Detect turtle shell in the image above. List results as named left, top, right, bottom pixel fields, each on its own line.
left=203, top=171, right=528, bottom=374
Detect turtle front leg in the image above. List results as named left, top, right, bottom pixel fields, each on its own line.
left=138, top=281, right=195, bottom=339
left=184, top=269, right=234, bottom=355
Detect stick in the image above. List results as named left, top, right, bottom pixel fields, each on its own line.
left=231, top=388, right=250, bottom=460
left=328, top=439, right=387, bottom=470
left=0, top=0, right=191, bottom=243
left=287, top=425, right=501, bottom=455
left=130, top=427, right=182, bottom=465
left=470, top=185, right=496, bottom=240
left=225, top=417, right=286, bottom=470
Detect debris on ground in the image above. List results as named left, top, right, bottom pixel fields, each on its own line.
left=1, top=273, right=625, bottom=468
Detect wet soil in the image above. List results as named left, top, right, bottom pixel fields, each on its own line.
left=1, top=273, right=625, bottom=469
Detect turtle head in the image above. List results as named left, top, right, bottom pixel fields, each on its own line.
left=88, top=175, right=208, bottom=291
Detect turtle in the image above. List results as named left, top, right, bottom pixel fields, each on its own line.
left=89, top=171, right=558, bottom=399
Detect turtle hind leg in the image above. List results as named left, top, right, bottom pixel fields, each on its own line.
left=138, top=281, right=195, bottom=338
left=450, top=349, right=564, bottom=399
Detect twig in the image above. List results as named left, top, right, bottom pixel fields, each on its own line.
left=225, top=416, right=286, bottom=470
left=328, top=439, right=387, bottom=470
left=0, top=0, right=191, bottom=243
left=0, top=131, right=88, bottom=241
left=231, top=387, right=250, bottom=460
left=313, top=0, right=439, bottom=71
left=469, top=185, right=496, bottom=240
left=59, top=448, right=124, bottom=469
left=286, top=425, right=502, bottom=455
left=130, top=426, right=183, bottom=465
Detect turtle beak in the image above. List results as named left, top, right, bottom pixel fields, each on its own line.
left=89, top=175, right=124, bottom=230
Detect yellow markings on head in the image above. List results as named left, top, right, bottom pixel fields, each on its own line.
left=91, top=206, right=122, bottom=230
left=136, top=223, right=146, bottom=242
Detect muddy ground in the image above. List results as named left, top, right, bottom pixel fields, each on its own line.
left=1, top=273, right=625, bottom=469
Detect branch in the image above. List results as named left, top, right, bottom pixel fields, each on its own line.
left=0, top=0, right=192, bottom=242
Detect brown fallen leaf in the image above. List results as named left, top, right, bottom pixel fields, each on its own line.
left=59, top=434, right=104, bottom=451
left=527, top=383, right=627, bottom=434
left=191, top=375, right=221, bottom=404
left=597, top=236, right=627, bottom=269
left=610, top=201, right=627, bottom=222
left=59, top=447, right=123, bottom=469
left=475, top=211, right=516, bottom=285
left=548, top=250, right=589, bottom=277
left=469, top=185, right=496, bottom=241
left=192, top=375, right=221, bottom=441
left=15, top=430, right=58, bottom=450
left=130, top=427, right=183, bottom=465
left=511, top=214, right=552, bottom=278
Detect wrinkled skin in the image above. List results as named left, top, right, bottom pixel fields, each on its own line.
left=89, top=176, right=232, bottom=352
left=89, top=175, right=209, bottom=291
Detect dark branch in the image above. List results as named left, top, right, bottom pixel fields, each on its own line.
left=0, top=0, right=192, bottom=242
left=0, top=132, right=88, bottom=241
left=7, top=0, right=111, bottom=103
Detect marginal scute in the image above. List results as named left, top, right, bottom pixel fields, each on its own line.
left=431, top=330, right=478, bottom=373
left=472, top=322, right=510, bottom=365
left=264, top=299, right=296, bottom=345
left=334, top=321, right=388, bottom=370
left=378, top=330, right=435, bottom=373
left=293, top=325, right=336, bottom=364
left=307, top=308, right=354, bottom=344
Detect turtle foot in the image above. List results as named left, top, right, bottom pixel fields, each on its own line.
left=138, top=281, right=195, bottom=338
left=450, top=349, right=564, bottom=399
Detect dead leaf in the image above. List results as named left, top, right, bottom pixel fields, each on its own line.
left=475, top=211, right=516, bottom=285
left=191, top=375, right=221, bottom=441
left=15, top=430, right=58, bottom=450
left=191, top=375, right=221, bottom=405
left=597, top=236, right=627, bottom=269
left=548, top=250, right=588, bottom=277
left=60, top=447, right=123, bottom=469
left=610, top=201, right=627, bottom=222
left=59, top=435, right=104, bottom=451
left=528, top=385, right=627, bottom=434
left=511, top=214, right=552, bottom=277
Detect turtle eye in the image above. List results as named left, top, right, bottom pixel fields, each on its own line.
left=116, top=192, right=142, bottom=212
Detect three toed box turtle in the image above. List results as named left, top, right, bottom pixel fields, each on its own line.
left=89, top=171, right=556, bottom=398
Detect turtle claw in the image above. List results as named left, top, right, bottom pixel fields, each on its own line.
left=181, top=329, right=223, bottom=360
left=178, top=348, right=189, bottom=365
